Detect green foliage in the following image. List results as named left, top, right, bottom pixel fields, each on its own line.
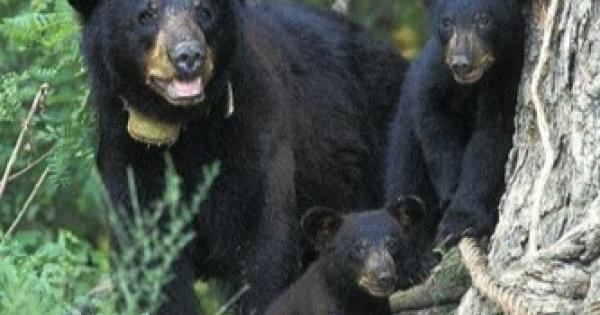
left=108, top=162, right=220, bottom=315
left=0, top=230, right=107, bottom=315
left=431, top=248, right=471, bottom=301
left=0, top=0, right=99, bottom=237
left=0, top=163, right=220, bottom=315
left=269, top=0, right=430, bottom=58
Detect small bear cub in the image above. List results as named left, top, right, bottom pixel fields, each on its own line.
left=265, top=196, right=431, bottom=315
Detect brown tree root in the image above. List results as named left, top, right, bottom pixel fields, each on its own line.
left=390, top=247, right=470, bottom=312
left=390, top=238, right=538, bottom=315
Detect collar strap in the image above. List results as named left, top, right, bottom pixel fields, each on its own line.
left=225, top=80, right=235, bottom=118
left=118, top=80, right=234, bottom=146
left=120, top=96, right=182, bottom=147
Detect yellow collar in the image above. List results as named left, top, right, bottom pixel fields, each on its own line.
left=120, top=81, right=234, bottom=146
left=122, top=101, right=181, bottom=147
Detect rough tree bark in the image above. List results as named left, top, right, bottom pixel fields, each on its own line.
left=332, top=0, right=349, bottom=14
left=458, top=1, right=600, bottom=314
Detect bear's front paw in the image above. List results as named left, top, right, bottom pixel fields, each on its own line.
left=435, top=207, right=495, bottom=249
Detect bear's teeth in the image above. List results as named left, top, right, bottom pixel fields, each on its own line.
left=170, top=78, right=203, bottom=98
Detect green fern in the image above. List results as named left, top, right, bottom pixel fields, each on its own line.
left=0, top=0, right=95, bottom=231
left=105, top=162, right=220, bottom=315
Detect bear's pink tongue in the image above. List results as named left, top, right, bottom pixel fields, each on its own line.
left=170, top=79, right=203, bottom=98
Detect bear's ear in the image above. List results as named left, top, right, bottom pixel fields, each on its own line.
left=301, top=207, right=343, bottom=252
left=67, top=0, right=100, bottom=17
left=386, top=195, right=426, bottom=229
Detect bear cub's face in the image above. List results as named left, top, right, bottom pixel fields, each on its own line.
left=302, top=196, right=428, bottom=299
left=106, top=0, right=236, bottom=107
left=425, top=0, right=523, bottom=85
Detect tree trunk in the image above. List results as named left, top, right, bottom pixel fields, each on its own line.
left=458, top=1, right=600, bottom=314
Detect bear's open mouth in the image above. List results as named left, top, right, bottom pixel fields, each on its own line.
left=148, top=76, right=206, bottom=106
left=453, top=69, right=486, bottom=85
left=451, top=54, right=495, bottom=85
left=358, top=278, right=396, bottom=298
left=364, top=286, right=395, bottom=298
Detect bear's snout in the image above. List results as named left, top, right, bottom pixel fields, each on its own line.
left=144, top=10, right=215, bottom=106
left=358, top=248, right=397, bottom=298
left=168, top=41, right=206, bottom=78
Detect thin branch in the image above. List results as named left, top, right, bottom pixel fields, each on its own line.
left=2, top=167, right=50, bottom=244
left=0, top=83, right=50, bottom=200
left=6, top=146, right=55, bottom=184
left=86, top=278, right=115, bottom=297
left=214, top=284, right=251, bottom=315
left=528, top=0, right=560, bottom=257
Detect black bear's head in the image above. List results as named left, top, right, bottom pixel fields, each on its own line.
left=67, top=0, right=241, bottom=111
left=302, top=196, right=429, bottom=300
left=424, top=0, right=524, bottom=85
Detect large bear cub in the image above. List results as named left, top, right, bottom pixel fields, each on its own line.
left=68, top=0, right=408, bottom=313
left=265, top=196, right=432, bottom=315
left=386, top=0, right=524, bottom=246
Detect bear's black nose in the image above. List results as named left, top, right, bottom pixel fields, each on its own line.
left=377, top=272, right=396, bottom=289
left=171, top=41, right=204, bottom=77
left=450, top=55, right=472, bottom=76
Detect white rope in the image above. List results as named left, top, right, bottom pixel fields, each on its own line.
left=528, top=0, right=560, bottom=257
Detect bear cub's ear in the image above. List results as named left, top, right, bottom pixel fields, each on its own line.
left=67, top=0, right=100, bottom=17
left=385, top=195, right=426, bottom=229
left=301, top=207, right=343, bottom=252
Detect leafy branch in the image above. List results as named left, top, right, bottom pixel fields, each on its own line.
left=0, top=83, right=49, bottom=199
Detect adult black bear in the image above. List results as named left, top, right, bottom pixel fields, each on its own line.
left=386, top=0, right=524, bottom=246
left=265, top=196, right=432, bottom=315
left=67, top=0, right=407, bottom=314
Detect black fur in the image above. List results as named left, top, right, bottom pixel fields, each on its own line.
left=69, top=0, right=407, bottom=313
left=265, top=197, right=432, bottom=315
left=386, top=0, right=524, bottom=246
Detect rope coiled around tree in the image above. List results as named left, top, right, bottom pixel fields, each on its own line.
left=458, top=238, right=533, bottom=315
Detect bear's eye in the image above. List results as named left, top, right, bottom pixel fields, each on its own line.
left=476, top=14, right=491, bottom=29
left=354, top=240, right=369, bottom=255
left=198, top=6, right=213, bottom=23
left=139, top=3, right=158, bottom=26
left=440, top=16, right=454, bottom=30
left=385, top=237, right=400, bottom=252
